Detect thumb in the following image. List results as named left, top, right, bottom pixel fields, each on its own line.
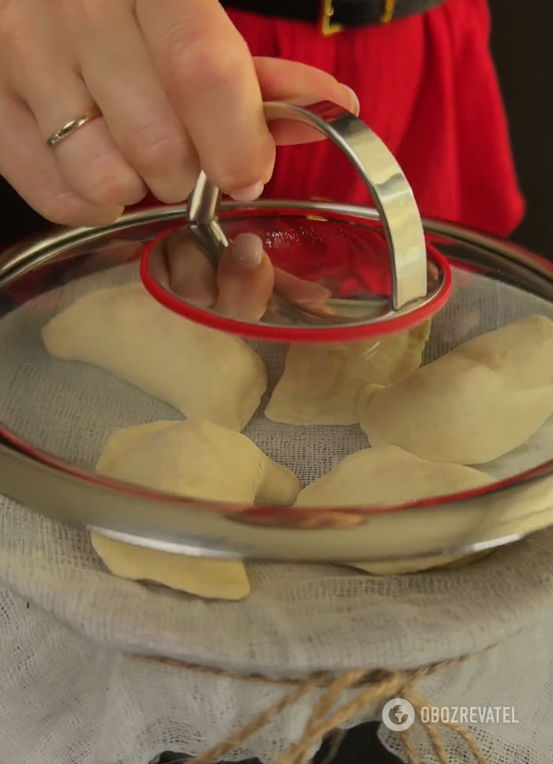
left=213, top=233, right=275, bottom=321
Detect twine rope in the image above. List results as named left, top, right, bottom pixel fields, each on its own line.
left=135, top=644, right=500, bottom=764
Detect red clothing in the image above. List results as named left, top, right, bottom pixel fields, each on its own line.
left=227, top=0, right=524, bottom=237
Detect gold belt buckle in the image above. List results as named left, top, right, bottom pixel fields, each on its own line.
left=320, top=0, right=344, bottom=36
left=381, top=0, right=397, bottom=22
left=320, top=0, right=398, bottom=35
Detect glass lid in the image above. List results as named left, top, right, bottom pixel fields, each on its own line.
left=2, top=207, right=553, bottom=564
left=140, top=102, right=452, bottom=342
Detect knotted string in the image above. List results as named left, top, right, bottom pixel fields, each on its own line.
left=136, top=643, right=499, bottom=764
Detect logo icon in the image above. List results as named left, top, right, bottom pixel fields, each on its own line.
left=382, top=698, right=416, bottom=731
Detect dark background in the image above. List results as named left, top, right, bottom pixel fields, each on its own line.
left=488, top=0, right=553, bottom=258
left=1, top=0, right=552, bottom=257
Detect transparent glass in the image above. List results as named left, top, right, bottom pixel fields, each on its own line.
left=142, top=211, right=449, bottom=339
left=1, top=211, right=553, bottom=512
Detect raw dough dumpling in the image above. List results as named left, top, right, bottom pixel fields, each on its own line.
left=92, top=420, right=301, bottom=600
left=347, top=550, right=490, bottom=576
left=265, top=320, right=431, bottom=426
left=90, top=537, right=250, bottom=601
left=294, top=445, right=495, bottom=576
left=96, top=419, right=301, bottom=506
left=357, top=314, right=553, bottom=464
left=294, top=445, right=495, bottom=508
left=42, top=282, right=266, bottom=431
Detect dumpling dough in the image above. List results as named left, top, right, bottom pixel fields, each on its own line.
left=294, top=445, right=495, bottom=575
left=265, top=320, right=431, bottom=426
left=295, top=445, right=495, bottom=508
left=96, top=419, right=300, bottom=506
left=346, top=550, right=490, bottom=576
left=42, top=282, right=266, bottom=431
left=90, top=537, right=250, bottom=601
left=358, top=314, right=553, bottom=464
left=92, top=420, right=301, bottom=600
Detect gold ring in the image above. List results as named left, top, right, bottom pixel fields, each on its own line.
left=46, top=106, right=102, bottom=148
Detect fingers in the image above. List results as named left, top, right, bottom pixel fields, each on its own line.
left=273, top=270, right=332, bottom=305
left=158, top=232, right=273, bottom=321
left=163, top=230, right=217, bottom=308
left=136, top=0, right=275, bottom=201
left=0, top=92, right=122, bottom=227
left=155, top=231, right=333, bottom=323
left=68, top=1, right=198, bottom=204
left=32, top=78, right=146, bottom=210
left=254, top=57, right=360, bottom=146
left=7, top=5, right=146, bottom=212
left=214, top=234, right=274, bottom=321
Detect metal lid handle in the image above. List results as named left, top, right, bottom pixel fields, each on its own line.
left=187, top=100, right=427, bottom=309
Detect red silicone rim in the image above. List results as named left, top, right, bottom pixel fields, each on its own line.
left=1, top=420, right=552, bottom=521
left=139, top=217, right=453, bottom=343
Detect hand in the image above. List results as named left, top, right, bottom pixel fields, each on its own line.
left=0, top=0, right=358, bottom=228
left=156, top=230, right=333, bottom=322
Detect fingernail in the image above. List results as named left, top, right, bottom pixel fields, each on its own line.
left=231, top=233, right=264, bottom=267
left=342, top=85, right=360, bottom=116
left=230, top=182, right=264, bottom=203
left=148, top=180, right=188, bottom=205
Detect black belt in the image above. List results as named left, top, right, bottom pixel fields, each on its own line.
left=221, top=0, right=447, bottom=34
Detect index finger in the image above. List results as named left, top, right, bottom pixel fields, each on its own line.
left=136, top=0, right=274, bottom=202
